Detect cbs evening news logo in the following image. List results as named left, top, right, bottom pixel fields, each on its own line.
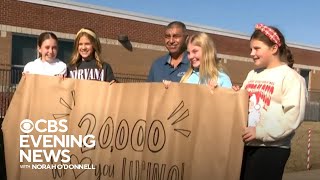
left=19, top=119, right=96, bottom=170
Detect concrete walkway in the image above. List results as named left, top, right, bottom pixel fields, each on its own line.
left=283, top=169, right=320, bottom=180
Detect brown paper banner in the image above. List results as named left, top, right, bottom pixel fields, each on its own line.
left=2, top=74, right=247, bottom=180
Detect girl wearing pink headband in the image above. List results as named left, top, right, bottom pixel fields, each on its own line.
left=234, top=24, right=307, bottom=180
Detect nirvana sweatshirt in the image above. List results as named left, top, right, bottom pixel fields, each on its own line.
left=241, top=64, right=307, bottom=148
left=67, top=59, right=115, bottom=82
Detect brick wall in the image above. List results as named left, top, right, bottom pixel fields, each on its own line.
left=310, top=71, right=320, bottom=91
left=223, top=60, right=255, bottom=85
left=0, top=31, right=12, bottom=67
left=1, top=0, right=319, bottom=66
left=102, top=44, right=165, bottom=75
left=0, top=0, right=166, bottom=46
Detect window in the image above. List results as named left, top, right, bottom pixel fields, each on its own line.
left=300, top=69, right=310, bottom=89
left=12, top=35, right=38, bottom=66
left=58, top=40, right=74, bottom=63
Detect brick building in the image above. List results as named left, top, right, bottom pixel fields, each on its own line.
left=0, top=0, right=320, bottom=100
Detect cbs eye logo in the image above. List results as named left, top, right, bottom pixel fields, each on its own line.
left=20, top=119, right=68, bottom=133
left=20, top=119, right=34, bottom=133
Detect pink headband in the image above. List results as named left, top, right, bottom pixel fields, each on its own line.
left=255, top=23, right=281, bottom=47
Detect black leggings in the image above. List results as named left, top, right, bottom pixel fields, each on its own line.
left=240, top=146, right=290, bottom=180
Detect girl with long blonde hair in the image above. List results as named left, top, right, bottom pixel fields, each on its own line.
left=67, top=28, right=115, bottom=82
left=164, top=32, right=231, bottom=88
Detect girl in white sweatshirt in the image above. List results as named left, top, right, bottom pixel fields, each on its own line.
left=239, top=24, right=307, bottom=180
left=23, top=32, right=66, bottom=76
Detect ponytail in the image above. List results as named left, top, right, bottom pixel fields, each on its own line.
left=282, top=45, right=294, bottom=68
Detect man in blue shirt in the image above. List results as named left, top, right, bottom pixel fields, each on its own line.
left=147, top=21, right=190, bottom=82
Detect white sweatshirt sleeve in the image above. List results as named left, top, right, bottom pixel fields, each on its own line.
left=256, top=72, right=307, bottom=142
left=23, top=62, right=33, bottom=73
